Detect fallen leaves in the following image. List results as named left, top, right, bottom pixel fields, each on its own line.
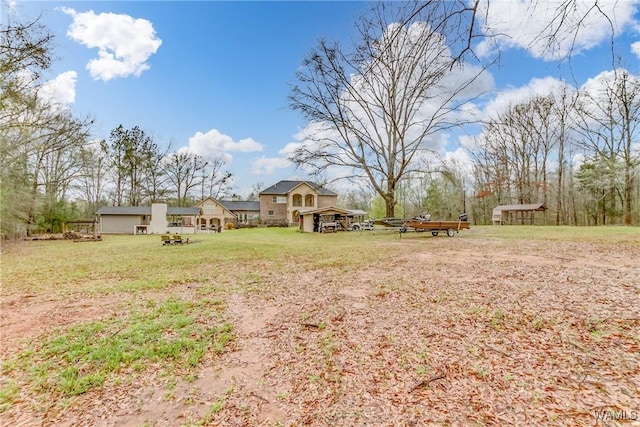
left=2, top=236, right=639, bottom=426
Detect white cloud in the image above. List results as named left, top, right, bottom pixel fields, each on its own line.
left=476, top=0, right=640, bottom=61
left=577, top=69, right=640, bottom=132
left=181, top=128, right=263, bottom=163
left=42, top=71, right=77, bottom=104
left=632, top=41, right=640, bottom=58
left=443, top=147, right=473, bottom=176
left=482, top=76, right=572, bottom=118
left=61, top=8, right=162, bottom=81
left=39, top=71, right=77, bottom=110
left=250, top=156, right=292, bottom=175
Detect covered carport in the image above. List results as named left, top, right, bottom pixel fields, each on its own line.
left=298, top=207, right=353, bottom=232
left=492, top=203, right=547, bottom=225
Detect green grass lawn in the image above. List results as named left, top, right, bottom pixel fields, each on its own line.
left=4, top=226, right=637, bottom=295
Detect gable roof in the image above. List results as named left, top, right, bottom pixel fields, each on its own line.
left=218, top=200, right=260, bottom=211
left=494, top=203, right=547, bottom=212
left=297, top=206, right=355, bottom=216
left=97, top=206, right=150, bottom=215
left=194, top=197, right=236, bottom=217
left=96, top=206, right=200, bottom=215
left=169, top=207, right=201, bottom=215
left=347, top=209, right=368, bottom=216
left=259, top=180, right=337, bottom=196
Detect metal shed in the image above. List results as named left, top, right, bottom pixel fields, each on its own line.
left=492, top=203, right=547, bottom=225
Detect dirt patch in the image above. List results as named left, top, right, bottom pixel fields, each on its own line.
left=1, top=235, right=639, bottom=426
left=0, top=295, right=120, bottom=358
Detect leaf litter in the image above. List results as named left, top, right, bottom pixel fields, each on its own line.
left=1, top=235, right=638, bottom=426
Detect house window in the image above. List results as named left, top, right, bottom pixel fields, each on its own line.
left=272, top=196, right=286, bottom=204
left=268, top=210, right=274, bottom=216
left=292, top=194, right=302, bottom=207
left=305, top=194, right=315, bottom=206
left=204, top=204, right=215, bottom=215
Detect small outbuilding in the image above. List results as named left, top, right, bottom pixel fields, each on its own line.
left=298, top=207, right=353, bottom=233
left=492, top=203, right=547, bottom=225
left=96, top=203, right=201, bottom=234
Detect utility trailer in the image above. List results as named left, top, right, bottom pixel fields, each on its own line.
left=400, top=214, right=470, bottom=236
left=401, top=219, right=470, bottom=236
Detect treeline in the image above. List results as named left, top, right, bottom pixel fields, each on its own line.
left=0, top=18, right=231, bottom=238
left=469, top=72, right=639, bottom=226
left=341, top=71, right=640, bottom=226
left=2, top=16, right=638, bottom=239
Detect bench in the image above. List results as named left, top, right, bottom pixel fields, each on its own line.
left=172, top=235, right=189, bottom=244
left=161, top=235, right=189, bottom=245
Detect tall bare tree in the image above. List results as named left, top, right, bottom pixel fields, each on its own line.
left=471, top=93, right=569, bottom=224
left=0, top=16, right=54, bottom=237
left=102, top=125, right=164, bottom=206
left=164, top=152, right=208, bottom=207
left=76, top=141, right=108, bottom=216
left=575, top=69, right=640, bottom=225
left=200, top=157, right=232, bottom=200
left=246, top=182, right=264, bottom=202
left=551, top=85, right=578, bottom=225
left=1, top=14, right=95, bottom=235
left=289, top=1, right=490, bottom=217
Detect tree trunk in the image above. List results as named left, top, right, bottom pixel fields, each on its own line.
left=556, top=149, right=564, bottom=225
left=624, top=167, right=632, bottom=225
left=385, top=194, right=395, bottom=218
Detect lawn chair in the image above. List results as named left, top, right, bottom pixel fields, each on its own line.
left=161, top=235, right=173, bottom=245
left=172, top=235, right=189, bottom=244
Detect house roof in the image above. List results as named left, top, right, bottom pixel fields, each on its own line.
left=96, top=206, right=201, bottom=215
left=297, top=206, right=354, bottom=216
left=218, top=200, right=260, bottom=211
left=169, top=207, right=201, bottom=215
left=260, top=180, right=337, bottom=196
left=97, top=206, right=151, bottom=215
left=195, top=197, right=237, bottom=217
left=494, top=203, right=547, bottom=212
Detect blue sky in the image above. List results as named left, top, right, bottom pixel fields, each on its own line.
left=5, top=1, right=640, bottom=198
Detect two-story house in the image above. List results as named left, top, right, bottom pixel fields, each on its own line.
left=259, top=180, right=338, bottom=226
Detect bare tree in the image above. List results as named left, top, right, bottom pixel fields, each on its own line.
left=471, top=94, right=564, bottom=221
left=200, top=157, right=232, bottom=200
left=575, top=69, right=640, bottom=225
left=0, top=15, right=55, bottom=237
left=104, top=125, right=161, bottom=206
left=550, top=85, right=578, bottom=225
left=22, top=102, right=91, bottom=234
left=164, top=152, right=208, bottom=207
left=246, top=182, right=264, bottom=202
left=145, top=140, right=171, bottom=203
left=76, top=141, right=108, bottom=216
left=289, top=1, right=491, bottom=217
